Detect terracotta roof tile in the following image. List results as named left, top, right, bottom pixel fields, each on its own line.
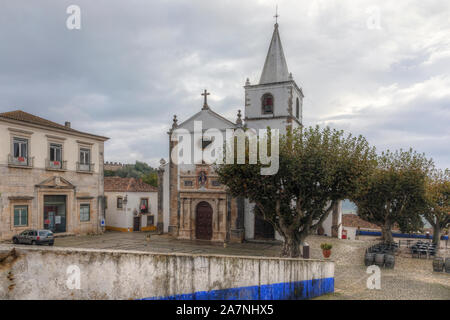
left=104, top=177, right=157, bottom=193
left=342, top=214, right=400, bottom=231
left=0, top=110, right=108, bottom=140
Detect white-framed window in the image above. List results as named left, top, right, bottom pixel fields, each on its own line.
left=13, top=137, right=28, bottom=160
left=14, top=205, right=28, bottom=227
left=117, top=197, right=123, bottom=209
left=80, top=203, right=90, bottom=222
left=50, top=143, right=62, bottom=162
left=80, top=148, right=90, bottom=165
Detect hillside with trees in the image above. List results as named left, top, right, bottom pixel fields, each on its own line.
left=104, top=161, right=158, bottom=187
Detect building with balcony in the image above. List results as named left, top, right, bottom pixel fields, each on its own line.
left=0, top=110, right=109, bottom=240
left=104, top=177, right=158, bottom=232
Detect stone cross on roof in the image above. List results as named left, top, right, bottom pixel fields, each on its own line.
left=274, top=5, right=279, bottom=25
left=201, top=89, right=210, bottom=110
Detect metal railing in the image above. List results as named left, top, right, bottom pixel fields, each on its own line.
left=76, top=162, right=95, bottom=173
left=8, top=154, right=34, bottom=167
left=46, top=159, right=67, bottom=170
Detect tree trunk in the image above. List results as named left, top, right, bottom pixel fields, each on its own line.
left=281, top=235, right=301, bottom=258
left=432, top=224, right=440, bottom=248
left=381, top=221, right=393, bottom=243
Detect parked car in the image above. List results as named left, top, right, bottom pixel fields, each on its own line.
left=12, top=229, right=54, bottom=246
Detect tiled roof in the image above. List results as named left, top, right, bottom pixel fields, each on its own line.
left=104, top=177, right=157, bottom=193
left=0, top=110, right=108, bottom=140
left=342, top=214, right=400, bottom=231
left=342, top=214, right=381, bottom=229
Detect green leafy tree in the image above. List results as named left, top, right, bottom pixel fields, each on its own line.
left=106, top=161, right=158, bottom=187
left=353, top=149, right=433, bottom=243
left=423, top=169, right=450, bottom=247
left=142, top=172, right=158, bottom=187
left=215, top=126, right=376, bottom=257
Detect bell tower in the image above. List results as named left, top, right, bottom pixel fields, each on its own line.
left=244, top=21, right=303, bottom=134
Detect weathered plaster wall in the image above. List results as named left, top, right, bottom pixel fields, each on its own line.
left=0, top=245, right=334, bottom=300
left=104, top=191, right=158, bottom=232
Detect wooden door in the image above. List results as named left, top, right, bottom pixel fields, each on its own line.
left=195, top=202, right=213, bottom=240
left=133, top=216, right=141, bottom=232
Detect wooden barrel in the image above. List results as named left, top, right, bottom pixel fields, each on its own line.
left=375, top=253, right=385, bottom=267
left=364, top=252, right=375, bottom=266
left=432, top=257, right=444, bottom=272
left=384, top=254, right=395, bottom=269
left=445, top=258, right=450, bottom=273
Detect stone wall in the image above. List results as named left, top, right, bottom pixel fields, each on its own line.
left=0, top=245, right=334, bottom=300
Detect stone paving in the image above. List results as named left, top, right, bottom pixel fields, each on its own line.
left=52, top=231, right=285, bottom=257
left=3, top=231, right=449, bottom=299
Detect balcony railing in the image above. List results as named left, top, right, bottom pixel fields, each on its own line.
left=76, top=162, right=95, bottom=173
left=46, top=159, right=67, bottom=171
left=8, top=154, right=34, bottom=168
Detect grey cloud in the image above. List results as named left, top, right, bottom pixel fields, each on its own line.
left=0, top=0, right=449, bottom=168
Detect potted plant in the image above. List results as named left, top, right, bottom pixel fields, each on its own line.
left=320, top=243, right=333, bottom=258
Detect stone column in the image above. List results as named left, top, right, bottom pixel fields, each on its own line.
left=157, top=159, right=165, bottom=234
left=168, top=116, right=179, bottom=236
left=180, top=198, right=185, bottom=229
left=214, top=199, right=219, bottom=232
left=187, top=198, right=192, bottom=239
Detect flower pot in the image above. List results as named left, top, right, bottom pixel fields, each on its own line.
left=322, top=249, right=331, bottom=258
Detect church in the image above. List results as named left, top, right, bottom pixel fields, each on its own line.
left=160, top=21, right=342, bottom=242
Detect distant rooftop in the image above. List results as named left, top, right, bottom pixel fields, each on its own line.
left=104, top=177, right=157, bottom=193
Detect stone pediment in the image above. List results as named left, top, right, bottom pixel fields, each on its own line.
left=36, top=176, right=75, bottom=189
left=178, top=108, right=236, bottom=132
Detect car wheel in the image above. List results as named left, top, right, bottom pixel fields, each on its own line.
left=31, top=241, right=36, bottom=245
left=12, top=238, right=19, bottom=244
left=48, top=242, right=54, bottom=246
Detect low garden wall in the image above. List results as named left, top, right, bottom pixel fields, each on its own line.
left=0, top=245, right=334, bottom=300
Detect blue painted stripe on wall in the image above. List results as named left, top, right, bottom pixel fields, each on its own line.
left=357, top=230, right=449, bottom=240
left=142, top=277, right=334, bottom=300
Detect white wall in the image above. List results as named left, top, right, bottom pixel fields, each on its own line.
left=244, top=81, right=303, bottom=135
left=0, top=245, right=335, bottom=300
left=105, top=191, right=158, bottom=230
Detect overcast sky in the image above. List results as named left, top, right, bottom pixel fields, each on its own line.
left=1, top=0, right=449, bottom=169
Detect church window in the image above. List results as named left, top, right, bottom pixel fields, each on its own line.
left=202, top=137, right=213, bottom=150
left=262, top=93, right=274, bottom=114
left=212, top=180, right=221, bottom=187
left=296, top=98, right=300, bottom=118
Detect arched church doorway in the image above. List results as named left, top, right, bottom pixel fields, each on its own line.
left=195, top=201, right=213, bottom=240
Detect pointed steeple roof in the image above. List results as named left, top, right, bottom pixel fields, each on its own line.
left=259, top=23, right=289, bottom=84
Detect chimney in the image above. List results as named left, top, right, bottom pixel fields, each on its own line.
left=65, top=121, right=71, bottom=128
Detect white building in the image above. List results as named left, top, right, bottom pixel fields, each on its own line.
left=104, top=177, right=158, bottom=232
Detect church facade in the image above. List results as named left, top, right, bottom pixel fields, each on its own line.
left=161, top=22, right=342, bottom=242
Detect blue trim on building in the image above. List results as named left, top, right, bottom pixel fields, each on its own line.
left=357, top=230, right=449, bottom=240
left=142, top=277, right=334, bottom=300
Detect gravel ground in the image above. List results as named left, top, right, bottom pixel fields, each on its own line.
left=307, top=236, right=450, bottom=300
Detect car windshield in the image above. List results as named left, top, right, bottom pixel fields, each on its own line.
left=39, top=231, right=53, bottom=236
